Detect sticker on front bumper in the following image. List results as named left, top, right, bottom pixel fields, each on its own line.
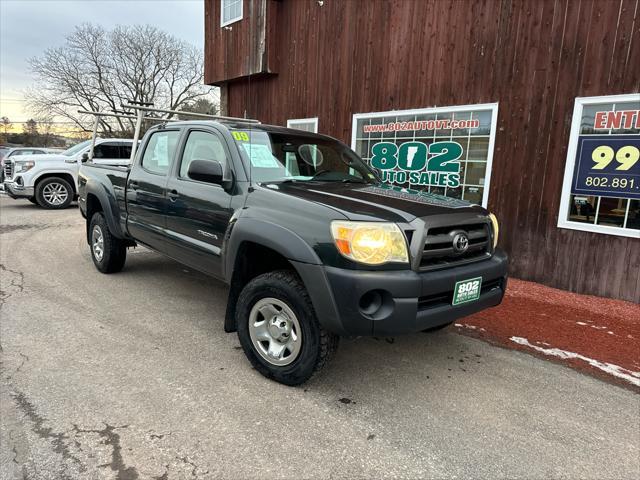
left=452, top=277, right=482, bottom=305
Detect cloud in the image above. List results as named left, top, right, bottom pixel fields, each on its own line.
left=0, top=0, right=203, bottom=121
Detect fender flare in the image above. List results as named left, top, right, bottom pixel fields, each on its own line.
left=223, top=218, right=322, bottom=282
left=83, top=179, right=126, bottom=240
left=222, top=218, right=325, bottom=333
left=30, top=168, right=79, bottom=191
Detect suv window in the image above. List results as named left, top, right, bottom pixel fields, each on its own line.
left=94, top=143, right=121, bottom=159
left=180, top=131, right=228, bottom=179
left=141, top=131, right=180, bottom=175
left=120, top=144, right=133, bottom=160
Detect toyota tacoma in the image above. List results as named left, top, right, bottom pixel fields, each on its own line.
left=78, top=120, right=508, bottom=385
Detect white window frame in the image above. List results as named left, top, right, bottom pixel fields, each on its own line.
left=287, top=117, right=319, bottom=133
left=350, top=103, right=499, bottom=208
left=220, top=0, right=243, bottom=28
left=557, top=94, right=640, bottom=239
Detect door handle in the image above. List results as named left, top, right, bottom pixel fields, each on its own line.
left=168, top=189, right=179, bottom=202
left=129, top=181, right=139, bottom=190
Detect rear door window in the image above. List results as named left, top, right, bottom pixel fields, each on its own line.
left=141, top=130, right=180, bottom=175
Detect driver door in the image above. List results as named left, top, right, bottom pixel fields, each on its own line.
left=163, top=128, right=235, bottom=278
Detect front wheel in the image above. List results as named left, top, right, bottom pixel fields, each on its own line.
left=236, top=270, right=339, bottom=386
left=35, top=177, right=74, bottom=209
left=89, top=212, right=127, bottom=273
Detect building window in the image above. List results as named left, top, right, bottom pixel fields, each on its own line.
left=221, top=0, right=243, bottom=27
left=287, top=117, right=318, bottom=133
left=351, top=104, right=498, bottom=207
left=557, top=94, right=640, bottom=238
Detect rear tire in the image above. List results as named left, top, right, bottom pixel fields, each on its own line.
left=236, top=270, right=339, bottom=386
left=35, top=177, right=73, bottom=209
left=89, top=212, right=126, bottom=273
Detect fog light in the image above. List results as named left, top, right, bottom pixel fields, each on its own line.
left=358, top=289, right=394, bottom=320
left=359, top=290, right=383, bottom=316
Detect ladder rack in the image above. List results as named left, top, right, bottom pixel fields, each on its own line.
left=122, top=103, right=260, bottom=124
left=78, top=103, right=260, bottom=163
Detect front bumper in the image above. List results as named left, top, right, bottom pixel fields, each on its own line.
left=3, top=180, right=34, bottom=199
left=293, top=249, right=508, bottom=336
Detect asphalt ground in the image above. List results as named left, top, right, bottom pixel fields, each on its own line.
left=1, top=196, right=639, bottom=479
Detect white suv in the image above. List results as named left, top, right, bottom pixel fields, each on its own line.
left=3, top=138, right=133, bottom=209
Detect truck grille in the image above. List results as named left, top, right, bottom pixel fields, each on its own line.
left=3, top=160, right=13, bottom=180
left=419, top=222, right=491, bottom=270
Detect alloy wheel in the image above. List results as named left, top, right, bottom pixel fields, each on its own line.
left=42, top=182, right=69, bottom=206
left=92, top=225, right=104, bottom=262
left=248, top=297, right=302, bottom=366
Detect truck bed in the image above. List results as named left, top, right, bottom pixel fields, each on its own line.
left=78, top=163, right=130, bottom=236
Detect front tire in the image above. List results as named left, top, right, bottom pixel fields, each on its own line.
left=89, top=212, right=126, bottom=273
left=35, top=177, right=73, bottom=209
left=236, top=270, right=339, bottom=386
left=28, top=197, right=38, bottom=204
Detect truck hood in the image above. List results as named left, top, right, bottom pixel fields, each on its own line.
left=260, top=182, right=485, bottom=222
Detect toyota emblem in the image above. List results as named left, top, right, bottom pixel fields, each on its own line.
left=452, top=232, right=469, bottom=254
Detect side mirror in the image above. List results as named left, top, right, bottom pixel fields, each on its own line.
left=80, top=152, right=89, bottom=162
left=188, top=160, right=229, bottom=187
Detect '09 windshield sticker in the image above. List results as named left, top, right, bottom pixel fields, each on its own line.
left=232, top=131, right=250, bottom=142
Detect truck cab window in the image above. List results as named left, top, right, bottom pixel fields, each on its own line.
left=141, top=130, right=180, bottom=175
left=180, top=131, right=227, bottom=179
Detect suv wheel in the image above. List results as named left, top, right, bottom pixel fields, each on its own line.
left=36, top=177, right=73, bottom=209
left=236, top=270, right=339, bottom=386
left=89, top=212, right=127, bottom=273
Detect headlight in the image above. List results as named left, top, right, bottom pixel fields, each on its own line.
left=330, top=221, right=409, bottom=265
left=14, top=161, right=35, bottom=173
left=488, top=213, right=499, bottom=249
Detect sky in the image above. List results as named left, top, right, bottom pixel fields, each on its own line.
left=0, top=0, right=204, bottom=126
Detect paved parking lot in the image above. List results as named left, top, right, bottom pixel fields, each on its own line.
left=1, top=196, right=639, bottom=479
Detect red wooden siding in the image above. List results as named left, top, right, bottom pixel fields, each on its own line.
left=204, top=0, right=278, bottom=84
left=205, top=0, right=640, bottom=302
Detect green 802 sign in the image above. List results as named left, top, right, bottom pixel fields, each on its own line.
left=371, top=141, right=463, bottom=187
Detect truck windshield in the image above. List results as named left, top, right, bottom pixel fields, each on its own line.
left=62, top=140, right=92, bottom=157
left=231, top=129, right=376, bottom=184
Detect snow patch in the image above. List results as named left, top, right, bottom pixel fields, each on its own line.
left=576, top=322, right=613, bottom=333
left=454, top=323, right=486, bottom=332
left=510, top=336, right=640, bottom=387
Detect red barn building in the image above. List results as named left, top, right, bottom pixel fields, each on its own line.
left=204, top=0, right=640, bottom=302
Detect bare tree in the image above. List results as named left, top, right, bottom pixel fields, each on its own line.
left=1, top=117, right=12, bottom=143
left=27, top=23, right=217, bottom=136
left=36, top=117, right=56, bottom=147
left=23, top=119, right=39, bottom=146
left=178, top=98, right=219, bottom=119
